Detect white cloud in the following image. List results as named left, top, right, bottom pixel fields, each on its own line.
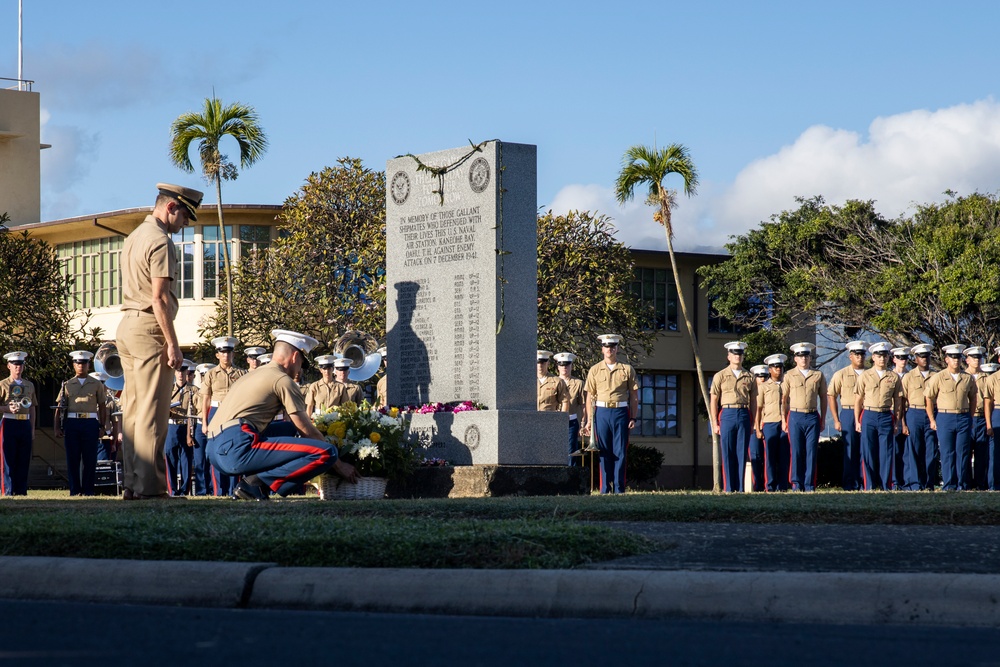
left=551, top=99, right=1000, bottom=253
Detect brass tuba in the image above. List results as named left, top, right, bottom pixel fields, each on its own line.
left=94, top=342, right=124, bottom=390
left=332, top=331, right=383, bottom=382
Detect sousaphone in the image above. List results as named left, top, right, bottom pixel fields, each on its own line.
left=94, top=341, right=125, bottom=391
left=332, top=331, right=382, bottom=382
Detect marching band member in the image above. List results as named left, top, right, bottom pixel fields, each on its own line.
left=245, top=346, right=266, bottom=371
left=306, top=355, right=340, bottom=415
left=747, top=365, right=768, bottom=492
left=536, top=350, right=570, bottom=414
left=924, top=344, right=977, bottom=491
left=163, top=360, right=197, bottom=496
left=376, top=347, right=388, bottom=409
left=54, top=350, right=107, bottom=496
left=332, top=357, right=364, bottom=405
left=190, top=363, right=216, bottom=495
left=1, top=351, right=36, bottom=495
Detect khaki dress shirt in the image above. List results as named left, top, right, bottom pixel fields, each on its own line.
left=781, top=369, right=827, bottom=411
left=828, top=366, right=862, bottom=407
left=208, top=365, right=306, bottom=435
left=204, top=366, right=248, bottom=406
left=584, top=363, right=638, bottom=403
left=901, top=368, right=932, bottom=409
left=854, top=369, right=902, bottom=410
left=120, top=215, right=178, bottom=317
left=0, top=377, right=36, bottom=417
left=757, top=380, right=783, bottom=424
left=710, top=368, right=755, bottom=407
left=924, top=370, right=977, bottom=411
left=56, top=377, right=107, bottom=415
left=561, top=377, right=586, bottom=421
left=537, top=376, right=569, bottom=411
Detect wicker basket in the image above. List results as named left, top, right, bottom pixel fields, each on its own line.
left=313, top=474, right=388, bottom=500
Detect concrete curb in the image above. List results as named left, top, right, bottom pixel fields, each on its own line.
left=2, top=557, right=999, bottom=627
left=248, top=568, right=1000, bottom=627
left=0, top=557, right=274, bottom=608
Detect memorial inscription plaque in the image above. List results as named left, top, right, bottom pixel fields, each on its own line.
left=386, top=141, right=566, bottom=465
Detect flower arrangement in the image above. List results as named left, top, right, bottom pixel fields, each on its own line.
left=312, top=401, right=417, bottom=480
left=411, top=400, right=486, bottom=414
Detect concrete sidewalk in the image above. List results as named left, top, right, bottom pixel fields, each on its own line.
left=3, top=522, right=1000, bottom=627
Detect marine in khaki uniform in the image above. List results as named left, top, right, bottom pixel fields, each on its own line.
left=306, top=355, right=342, bottom=414
left=190, top=363, right=216, bottom=496
left=376, top=347, right=388, bottom=409
left=116, top=182, right=203, bottom=500
left=964, top=346, right=990, bottom=490
left=781, top=342, right=827, bottom=492
left=756, top=353, right=789, bottom=491
left=555, top=352, right=586, bottom=466
left=582, top=334, right=638, bottom=494
left=163, top=360, right=197, bottom=496
left=981, top=355, right=1000, bottom=491
left=54, top=350, right=108, bottom=496
left=828, top=341, right=867, bottom=491
left=245, top=346, right=266, bottom=371
left=202, top=336, right=248, bottom=497
left=746, top=365, right=769, bottom=492
left=924, top=344, right=978, bottom=491
left=709, top=341, right=757, bottom=493
left=889, top=346, right=911, bottom=488
left=900, top=343, right=937, bottom=490
left=852, top=342, right=902, bottom=491
left=536, top=350, right=570, bottom=412
left=332, top=357, right=364, bottom=405
left=205, top=329, right=358, bottom=500
left=1, top=351, right=37, bottom=496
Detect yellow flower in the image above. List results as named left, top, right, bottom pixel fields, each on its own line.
left=389, top=407, right=399, bottom=418
left=369, top=432, right=381, bottom=443
left=332, top=422, right=347, bottom=439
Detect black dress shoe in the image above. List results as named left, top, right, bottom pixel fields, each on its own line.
left=234, top=475, right=270, bottom=502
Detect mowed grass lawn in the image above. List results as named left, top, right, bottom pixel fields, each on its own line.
left=2, top=489, right=999, bottom=568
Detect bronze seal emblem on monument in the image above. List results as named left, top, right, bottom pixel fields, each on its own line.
left=464, top=424, right=481, bottom=451
left=390, top=171, right=410, bottom=205
left=468, top=157, right=490, bottom=194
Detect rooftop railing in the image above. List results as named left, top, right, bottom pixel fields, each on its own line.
left=1, top=77, right=33, bottom=91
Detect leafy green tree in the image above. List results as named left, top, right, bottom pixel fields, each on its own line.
left=536, top=210, right=655, bottom=372
left=201, top=158, right=386, bottom=354
left=169, top=96, right=268, bottom=336
left=0, top=215, right=100, bottom=384
left=614, top=144, right=720, bottom=489
left=699, top=192, right=1000, bottom=361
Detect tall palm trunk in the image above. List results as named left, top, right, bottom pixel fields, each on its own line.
left=214, top=176, right=234, bottom=336
left=658, top=185, right=720, bottom=491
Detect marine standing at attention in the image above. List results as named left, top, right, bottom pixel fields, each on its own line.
left=54, top=350, right=108, bottom=496
left=924, top=344, right=977, bottom=491
left=116, top=182, right=203, bottom=500
left=554, top=352, right=586, bottom=466
left=536, top=350, right=570, bottom=413
left=0, top=351, right=36, bottom=496
left=710, top=341, right=756, bottom=493
left=782, top=342, right=827, bottom=492
left=582, top=334, right=638, bottom=494
left=900, top=343, right=936, bottom=490
left=757, top=353, right=788, bottom=491
left=853, top=342, right=902, bottom=491
left=828, top=341, right=867, bottom=491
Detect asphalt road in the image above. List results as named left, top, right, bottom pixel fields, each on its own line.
left=2, top=599, right=999, bottom=667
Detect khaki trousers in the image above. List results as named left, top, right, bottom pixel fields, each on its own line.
left=116, top=310, right=172, bottom=496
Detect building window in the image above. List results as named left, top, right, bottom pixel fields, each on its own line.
left=632, top=373, right=679, bottom=437
left=172, top=227, right=196, bottom=300
left=632, top=267, right=678, bottom=331
left=239, top=225, right=271, bottom=259
left=57, top=236, right=124, bottom=309
left=202, top=225, right=234, bottom=299
left=707, top=297, right=748, bottom=334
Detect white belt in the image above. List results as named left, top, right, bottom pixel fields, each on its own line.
left=596, top=401, right=627, bottom=408
left=210, top=401, right=220, bottom=407
left=569, top=414, right=578, bottom=421
left=2, top=413, right=28, bottom=421
left=67, top=412, right=98, bottom=419
left=167, top=418, right=186, bottom=425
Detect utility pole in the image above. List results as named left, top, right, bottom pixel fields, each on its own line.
left=18, top=0, right=24, bottom=89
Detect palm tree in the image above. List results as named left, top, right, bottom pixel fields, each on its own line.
left=169, top=97, right=268, bottom=336
left=615, top=143, right=720, bottom=491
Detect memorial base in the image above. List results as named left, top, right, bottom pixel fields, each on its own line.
left=387, top=465, right=588, bottom=498
left=408, top=410, right=568, bottom=465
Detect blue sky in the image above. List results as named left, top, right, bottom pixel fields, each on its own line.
left=9, top=0, right=1000, bottom=251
